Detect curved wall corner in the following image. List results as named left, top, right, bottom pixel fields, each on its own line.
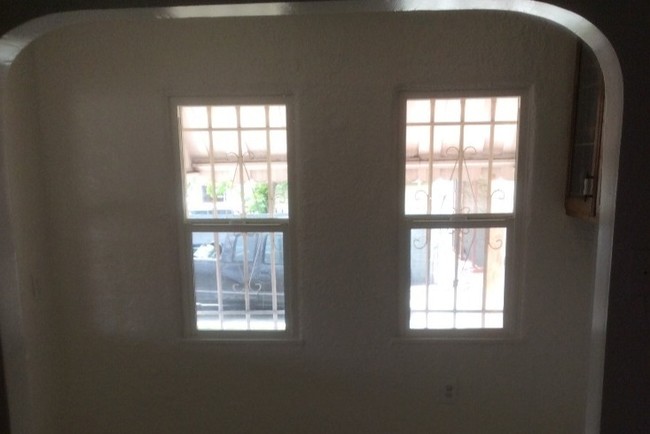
left=0, top=2, right=622, bottom=433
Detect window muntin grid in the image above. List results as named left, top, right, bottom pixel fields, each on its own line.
left=179, top=104, right=288, bottom=220
left=405, top=97, right=519, bottom=215
left=409, top=226, right=507, bottom=330
left=404, top=95, right=520, bottom=333
left=193, top=231, right=286, bottom=331
left=176, top=101, right=290, bottom=335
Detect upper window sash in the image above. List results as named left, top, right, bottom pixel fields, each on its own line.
left=404, top=96, right=520, bottom=216
left=177, top=101, right=289, bottom=221
left=174, top=98, right=293, bottom=338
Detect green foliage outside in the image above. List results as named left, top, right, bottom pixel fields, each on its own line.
left=202, top=180, right=288, bottom=215
left=205, top=181, right=232, bottom=201
left=249, top=181, right=288, bottom=215
left=250, top=183, right=269, bottom=214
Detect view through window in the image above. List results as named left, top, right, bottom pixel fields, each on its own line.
left=404, top=95, right=520, bottom=331
left=176, top=101, right=289, bottom=332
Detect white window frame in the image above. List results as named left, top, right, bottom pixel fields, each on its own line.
left=399, top=90, right=527, bottom=340
left=171, top=96, right=295, bottom=340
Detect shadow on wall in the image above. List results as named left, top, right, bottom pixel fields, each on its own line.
left=0, top=341, right=9, bottom=433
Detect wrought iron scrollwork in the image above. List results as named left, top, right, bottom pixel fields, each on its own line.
left=488, top=235, right=504, bottom=250
left=412, top=234, right=429, bottom=250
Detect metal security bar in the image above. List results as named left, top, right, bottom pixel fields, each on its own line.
left=177, top=101, right=289, bottom=333
left=404, top=95, right=520, bottom=331
left=192, top=230, right=286, bottom=331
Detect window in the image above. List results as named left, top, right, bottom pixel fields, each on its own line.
left=403, top=95, right=521, bottom=336
left=175, top=99, right=291, bottom=335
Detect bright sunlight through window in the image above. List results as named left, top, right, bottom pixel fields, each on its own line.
left=176, top=101, right=290, bottom=334
left=404, top=95, right=520, bottom=331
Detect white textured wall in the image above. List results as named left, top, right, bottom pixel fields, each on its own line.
left=3, top=48, right=63, bottom=433
left=5, top=11, right=594, bottom=433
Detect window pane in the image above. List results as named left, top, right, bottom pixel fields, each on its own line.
left=489, top=174, right=516, bottom=214
left=268, top=105, right=286, bottom=128
left=432, top=125, right=460, bottom=158
left=212, top=130, right=239, bottom=158
left=263, top=233, right=284, bottom=265
left=180, top=106, right=209, bottom=129
left=427, top=312, right=455, bottom=329
left=193, top=231, right=285, bottom=331
left=179, top=103, right=289, bottom=219
left=269, top=130, right=287, bottom=155
left=493, top=124, right=518, bottom=156
left=464, top=98, right=491, bottom=122
left=455, top=313, right=483, bottom=329
left=410, top=312, right=427, bottom=329
left=434, top=99, right=461, bottom=123
left=241, top=130, right=267, bottom=155
left=406, top=125, right=430, bottom=159
left=184, top=172, right=235, bottom=219
left=211, top=106, right=238, bottom=128
left=406, top=99, right=430, bottom=123
left=484, top=313, right=503, bottom=329
left=484, top=228, right=507, bottom=310
left=494, top=97, right=519, bottom=122
left=181, top=131, right=210, bottom=159
left=249, top=313, right=286, bottom=330
left=240, top=106, right=266, bottom=128
left=405, top=97, right=519, bottom=215
left=203, top=165, right=287, bottom=218
left=232, top=233, right=250, bottom=263
left=461, top=160, right=491, bottom=214
left=463, top=124, right=491, bottom=154
left=409, top=227, right=506, bottom=330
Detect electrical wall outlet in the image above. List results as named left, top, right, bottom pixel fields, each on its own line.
left=439, top=377, right=458, bottom=404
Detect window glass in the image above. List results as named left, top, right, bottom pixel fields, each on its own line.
left=180, top=106, right=209, bottom=129
left=211, top=106, right=238, bottom=128
left=177, top=101, right=290, bottom=335
left=179, top=104, right=289, bottom=220
left=464, top=98, right=492, bottom=122
left=434, top=99, right=461, bottom=123
left=405, top=97, right=519, bottom=216
left=192, top=231, right=285, bottom=331
left=404, top=95, right=520, bottom=333
left=263, top=233, right=284, bottom=265
left=409, top=227, right=507, bottom=329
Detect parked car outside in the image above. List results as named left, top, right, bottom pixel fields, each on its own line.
left=192, top=231, right=285, bottom=313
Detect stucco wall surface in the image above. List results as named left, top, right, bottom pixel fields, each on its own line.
left=4, top=11, right=595, bottom=433
left=3, top=47, right=63, bottom=433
